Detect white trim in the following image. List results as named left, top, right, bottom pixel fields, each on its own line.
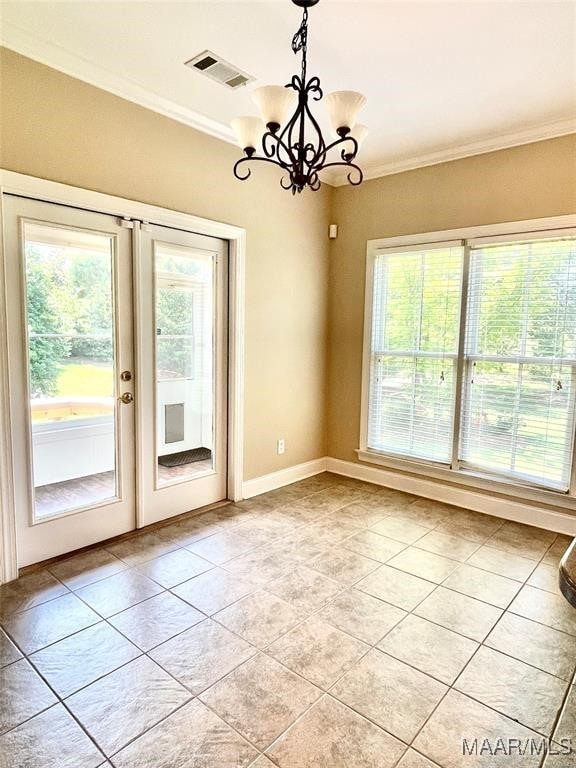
left=368, top=215, right=576, bottom=253
left=0, top=191, right=18, bottom=583
left=0, top=171, right=243, bottom=241
left=358, top=242, right=375, bottom=454
left=3, top=26, right=574, bottom=189
left=228, top=233, right=245, bottom=502
left=376, top=239, right=463, bottom=253
left=360, top=215, right=576, bottom=514
left=242, top=458, right=328, bottom=499
left=0, top=24, right=237, bottom=147
left=0, top=169, right=246, bottom=581
left=327, top=118, right=576, bottom=186
left=327, top=458, right=576, bottom=536
left=469, top=228, right=576, bottom=247
left=239, top=453, right=576, bottom=534
left=356, top=448, right=576, bottom=510
left=132, top=222, right=145, bottom=528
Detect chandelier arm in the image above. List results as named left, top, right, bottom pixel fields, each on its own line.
left=233, top=154, right=292, bottom=182
left=281, top=75, right=303, bottom=124
left=311, top=135, right=359, bottom=174
left=307, top=170, right=321, bottom=191
left=316, top=160, right=364, bottom=185
left=276, top=82, right=304, bottom=163
left=297, top=101, right=306, bottom=178
left=233, top=157, right=253, bottom=181
left=262, top=130, right=298, bottom=168
left=322, top=134, right=359, bottom=160
left=300, top=93, right=327, bottom=171
left=303, top=143, right=317, bottom=165
left=284, top=101, right=305, bottom=175
left=346, top=166, right=364, bottom=186
left=286, top=75, right=304, bottom=97
left=304, top=75, right=323, bottom=101
left=276, top=100, right=304, bottom=168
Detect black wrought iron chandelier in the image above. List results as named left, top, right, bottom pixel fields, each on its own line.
left=231, top=0, right=367, bottom=194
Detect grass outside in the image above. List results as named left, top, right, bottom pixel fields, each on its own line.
left=57, top=361, right=113, bottom=397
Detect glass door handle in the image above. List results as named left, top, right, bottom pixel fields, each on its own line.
left=119, top=392, right=134, bottom=404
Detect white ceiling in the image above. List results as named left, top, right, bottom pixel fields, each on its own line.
left=1, top=0, right=575, bottom=182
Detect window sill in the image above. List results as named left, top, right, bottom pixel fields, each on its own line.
left=356, top=448, right=576, bottom=513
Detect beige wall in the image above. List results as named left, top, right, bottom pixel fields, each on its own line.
left=328, top=134, right=576, bottom=462
left=0, top=48, right=331, bottom=481
left=2, top=48, right=576, bottom=484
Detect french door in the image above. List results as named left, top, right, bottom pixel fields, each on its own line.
left=137, top=223, right=228, bottom=525
left=3, top=195, right=228, bottom=567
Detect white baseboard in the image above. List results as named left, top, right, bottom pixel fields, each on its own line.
left=242, top=457, right=328, bottom=499
left=326, top=457, right=576, bottom=536
left=241, top=455, right=576, bottom=535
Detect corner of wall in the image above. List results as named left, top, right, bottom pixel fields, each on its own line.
left=324, top=135, right=576, bottom=466
left=325, top=181, right=339, bottom=462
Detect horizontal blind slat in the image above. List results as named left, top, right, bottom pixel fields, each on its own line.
left=368, top=246, right=463, bottom=463
left=460, top=237, right=576, bottom=489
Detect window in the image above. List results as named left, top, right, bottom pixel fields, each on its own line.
left=362, top=226, right=576, bottom=494
left=367, top=243, right=463, bottom=463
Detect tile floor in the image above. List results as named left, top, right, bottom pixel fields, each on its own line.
left=1, top=472, right=575, bottom=768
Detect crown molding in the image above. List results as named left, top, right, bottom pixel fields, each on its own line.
left=0, top=22, right=238, bottom=146
left=326, top=117, right=576, bottom=186
left=3, top=23, right=575, bottom=189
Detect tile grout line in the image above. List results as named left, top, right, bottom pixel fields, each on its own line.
left=1, top=477, right=573, bottom=767
left=83, top=521, right=573, bottom=759
left=392, top=537, right=573, bottom=754
left=3, top=500, right=572, bottom=669
left=155, top=531, right=419, bottom=755
left=538, top=664, right=576, bottom=767
left=0, top=658, right=108, bottom=764
left=319, top=510, right=574, bottom=755
left=2, top=516, right=568, bottom=650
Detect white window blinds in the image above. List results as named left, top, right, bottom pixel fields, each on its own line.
left=367, top=244, right=464, bottom=463
left=460, top=236, right=576, bottom=490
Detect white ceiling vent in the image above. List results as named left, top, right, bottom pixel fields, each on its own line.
left=185, top=50, right=253, bottom=90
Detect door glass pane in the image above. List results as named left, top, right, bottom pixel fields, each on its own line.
left=23, top=222, right=117, bottom=519
left=155, top=243, right=214, bottom=486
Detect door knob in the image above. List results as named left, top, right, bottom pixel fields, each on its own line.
left=120, top=371, right=132, bottom=382
left=119, top=392, right=134, bottom=404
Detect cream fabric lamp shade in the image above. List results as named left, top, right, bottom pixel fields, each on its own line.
left=324, top=91, right=366, bottom=134
left=231, top=117, right=265, bottom=151
left=251, top=86, right=297, bottom=128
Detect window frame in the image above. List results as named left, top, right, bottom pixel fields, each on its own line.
left=365, top=239, right=465, bottom=464
left=359, top=215, right=576, bottom=510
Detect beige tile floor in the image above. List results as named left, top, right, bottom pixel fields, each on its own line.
left=0, top=472, right=575, bottom=768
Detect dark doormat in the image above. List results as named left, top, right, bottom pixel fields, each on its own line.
left=158, top=447, right=212, bottom=467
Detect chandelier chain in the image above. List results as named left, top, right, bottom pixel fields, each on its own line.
left=292, top=8, right=309, bottom=82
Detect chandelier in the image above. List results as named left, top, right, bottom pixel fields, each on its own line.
left=231, top=0, right=367, bottom=194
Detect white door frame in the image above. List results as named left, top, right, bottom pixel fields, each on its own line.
left=0, top=169, right=246, bottom=583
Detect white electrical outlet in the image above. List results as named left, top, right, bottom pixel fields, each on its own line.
left=277, top=439, right=285, bottom=455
